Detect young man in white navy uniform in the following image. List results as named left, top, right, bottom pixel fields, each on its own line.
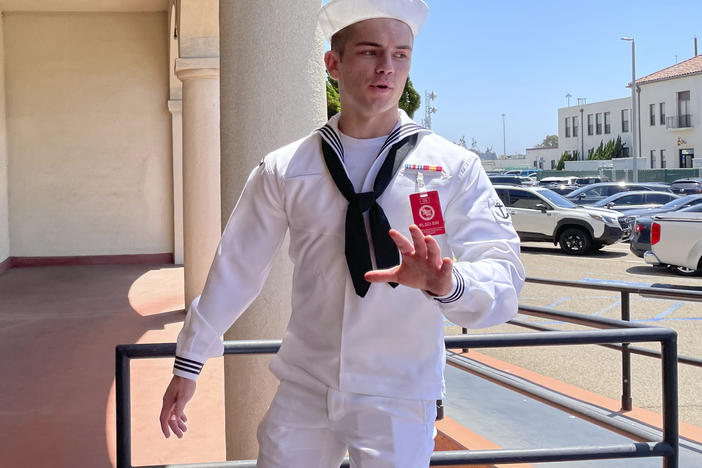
left=159, top=0, right=525, bottom=466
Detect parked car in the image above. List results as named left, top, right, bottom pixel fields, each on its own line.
left=629, top=204, right=702, bottom=258
left=566, top=182, right=672, bottom=205
left=586, top=191, right=679, bottom=213
left=538, top=176, right=579, bottom=188
left=505, top=169, right=540, bottom=178
left=493, top=185, right=628, bottom=255
left=489, top=175, right=535, bottom=186
left=574, top=176, right=609, bottom=187
left=670, top=177, right=702, bottom=195
left=644, top=209, right=702, bottom=275
left=623, top=194, right=702, bottom=219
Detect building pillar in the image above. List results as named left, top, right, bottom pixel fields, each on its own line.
left=167, top=99, right=184, bottom=265
left=219, top=0, right=326, bottom=460
left=175, top=58, right=221, bottom=306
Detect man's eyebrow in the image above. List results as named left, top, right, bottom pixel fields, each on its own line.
left=352, top=41, right=412, bottom=50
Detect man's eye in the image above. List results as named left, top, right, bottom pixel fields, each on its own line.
left=394, top=52, right=407, bottom=59
left=362, top=50, right=375, bottom=56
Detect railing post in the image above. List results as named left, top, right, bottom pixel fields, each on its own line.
left=662, top=333, right=679, bottom=468
left=461, top=327, right=468, bottom=354
left=116, top=346, right=132, bottom=468
left=620, top=291, right=633, bottom=411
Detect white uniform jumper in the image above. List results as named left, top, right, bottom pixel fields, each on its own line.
left=173, top=110, right=525, bottom=464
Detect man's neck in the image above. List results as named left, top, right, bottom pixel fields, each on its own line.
left=337, top=108, right=400, bottom=139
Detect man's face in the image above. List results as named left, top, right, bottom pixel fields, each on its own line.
left=325, top=18, right=413, bottom=120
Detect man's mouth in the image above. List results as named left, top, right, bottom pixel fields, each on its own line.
left=371, top=84, right=392, bottom=90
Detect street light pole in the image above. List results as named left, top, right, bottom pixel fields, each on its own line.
left=622, top=37, right=638, bottom=182
left=501, top=113, right=506, bottom=158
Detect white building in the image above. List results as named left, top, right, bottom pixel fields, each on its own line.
left=525, top=146, right=561, bottom=170
left=555, top=54, right=701, bottom=170
left=637, top=54, right=701, bottom=169
left=558, top=97, right=634, bottom=161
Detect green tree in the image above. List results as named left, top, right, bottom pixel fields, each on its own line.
left=398, top=77, right=421, bottom=118
left=325, top=74, right=421, bottom=119
left=539, top=134, right=559, bottom=148
left=556, top=150, right=579, bottom=170
left=586, top=136, right=627, bottom=160
left=326, top=75, right=340, bottom=119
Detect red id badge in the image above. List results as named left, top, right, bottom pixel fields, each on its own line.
left=409, top=190, right=446, bottom=236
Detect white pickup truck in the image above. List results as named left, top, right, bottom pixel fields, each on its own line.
left=644, top=211, right=702, bottom=275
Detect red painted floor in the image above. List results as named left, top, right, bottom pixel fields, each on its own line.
left=0, top=264, right=225, bottom=468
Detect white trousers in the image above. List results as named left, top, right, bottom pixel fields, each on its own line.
left=256, top=379, right=437, bottom=468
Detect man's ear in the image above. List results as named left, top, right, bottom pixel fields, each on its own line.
left=324, top=50, right=341, bottom=80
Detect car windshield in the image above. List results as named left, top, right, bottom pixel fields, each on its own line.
left=536, top=188, right=577, bottom=208
left=659, top=195, right=701, bottom=210
left=679, top=204, right=702, bottom=213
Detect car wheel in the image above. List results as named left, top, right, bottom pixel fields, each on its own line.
left=668, top=265, right=699, bottom=276
left=558, top=227, right=592, bottom=255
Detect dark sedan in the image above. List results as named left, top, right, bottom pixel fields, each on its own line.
left=587, top=191, right=679, bottom=213
left=566, top=182, right=672, bottom=205
left=670, top=178, right=702, bottom=195
left=623, top=194, right=702, bottom=218
left=630, top=203, right=702, bottom=257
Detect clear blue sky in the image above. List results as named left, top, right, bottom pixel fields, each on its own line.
left=406, top=0, right=702, bottom=155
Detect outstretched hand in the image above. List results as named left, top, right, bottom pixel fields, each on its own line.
left=365, top=224, right=453, bottom=296
left=159, top=375, right=196, bottom=439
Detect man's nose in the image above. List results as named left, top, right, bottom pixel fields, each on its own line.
left=375, top=52, right=394, bottom=74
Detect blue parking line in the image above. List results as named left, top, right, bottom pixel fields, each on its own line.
left=593, top=300, right=620, bottom=316
left=653, top=302, right=683, bottom=320
left=545, top=297, right=570, bottom=309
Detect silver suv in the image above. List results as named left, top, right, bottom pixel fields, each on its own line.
left=494, top=185, right=629, bottom=255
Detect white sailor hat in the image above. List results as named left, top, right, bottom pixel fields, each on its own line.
left=318, top=0, right=429, bottom=42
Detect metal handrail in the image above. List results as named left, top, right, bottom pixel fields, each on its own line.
left=116, top=325, right=679, bottom=467
left=521, top=277, right=702, bottom=410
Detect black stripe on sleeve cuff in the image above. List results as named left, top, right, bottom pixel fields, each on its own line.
left=434, top=268, right=465, bottom=304
left=174, top=356, right=204, bottom=376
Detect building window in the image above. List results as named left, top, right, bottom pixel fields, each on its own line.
left=604, top=112, right=611, bottom=134
left=650, top=150, right=656, bottom=168
left=622, top=147, right=630, bottom=158
left=677, top=91, right=691, bottom=127
left=659, top=102, right=665, bottom=125
left=622, top=109, right=629, bottom=132
left=596, top=113, right=602, bottom=134
left=649, top=104, right=656, bottom=126
left=661, top=149, right=666, bottom=168
left=550, top=159, right=556, bottom=169
left=587, top=114, right=593, bottom=135
left=565, top=117, right=571, bottom=137
left=573, top=116, right=578, bottom=137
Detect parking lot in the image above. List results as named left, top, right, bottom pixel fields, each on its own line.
left=460, top=240, right=702, bottom=428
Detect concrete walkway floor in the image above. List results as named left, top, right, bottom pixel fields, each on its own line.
left=0, top=264, right=226, bottom=468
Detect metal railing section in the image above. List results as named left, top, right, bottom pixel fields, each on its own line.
left=116, top=325, right=679, bottom=467
left=522, top=277, right=702, bottom=411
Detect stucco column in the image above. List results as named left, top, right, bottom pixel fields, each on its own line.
left=167, top=99, right=184, bottom=265
left=175, top=58, right=221, bottom=306
left=219, top=0, right=326, bottom=460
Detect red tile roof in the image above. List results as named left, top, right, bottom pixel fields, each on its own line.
left=635, top=54, right=702, bottom=85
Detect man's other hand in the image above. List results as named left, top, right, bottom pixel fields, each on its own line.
left=159, top=375, right=196, bottom=439
left=365, top=224, right=453, bottom=296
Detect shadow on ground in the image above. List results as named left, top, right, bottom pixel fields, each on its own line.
left=0, top=264, right=184, bottom=468
left=521, top=245, right=628, bottom=259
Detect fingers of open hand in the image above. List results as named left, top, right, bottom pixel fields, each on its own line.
left=365, top=266, right=400, bottom=283
left=388, top=229, right=414, bottom=255
left=168, top=409, right=188, bottom=439
left=159, top=394, right=175, bottom=438
left=425, top=235, right=442, bottom=268
left=408, top=225, right=427, bottom=258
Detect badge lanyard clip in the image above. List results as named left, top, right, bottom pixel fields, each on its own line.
left=416, top=171, right=427, bottom=193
